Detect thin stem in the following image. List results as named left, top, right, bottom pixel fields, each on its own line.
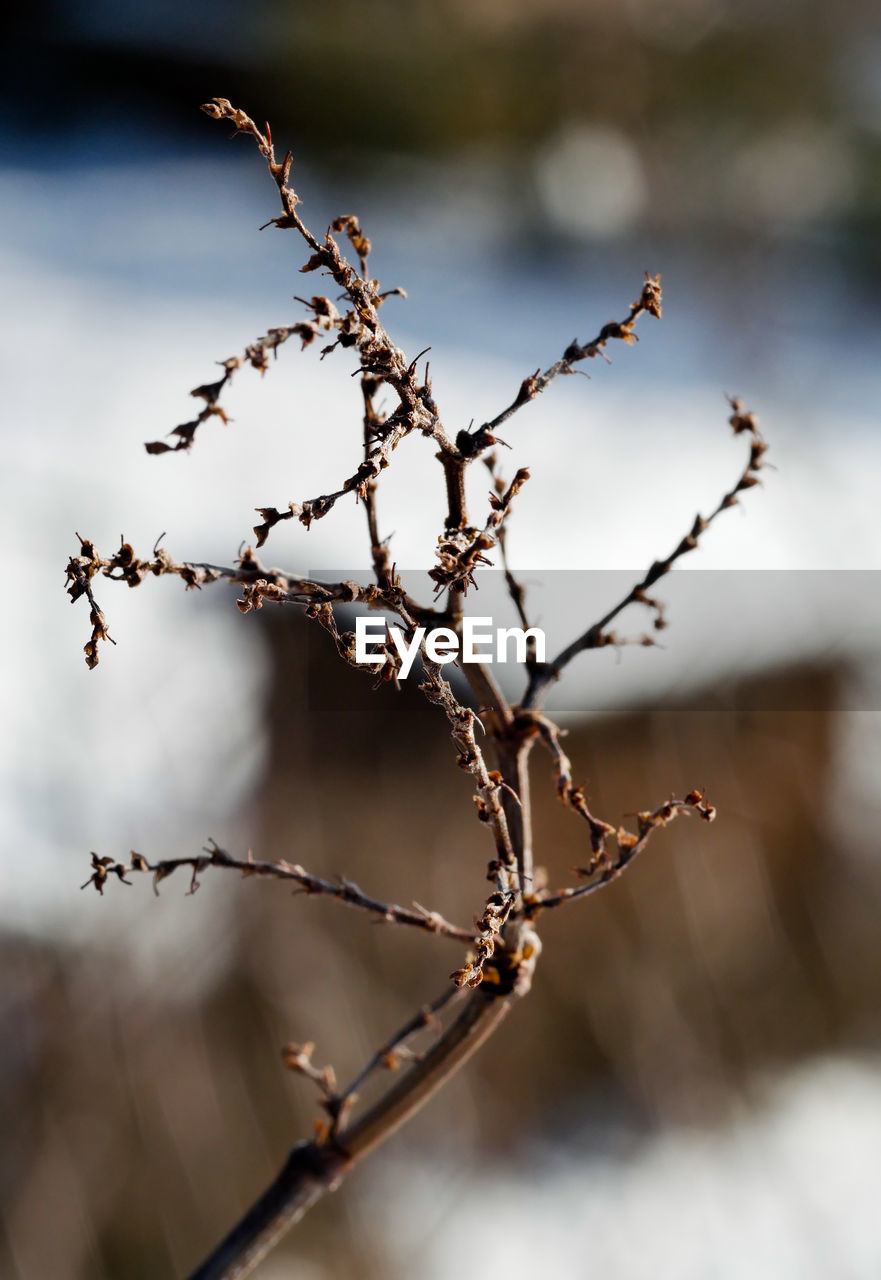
left=338, top=986, right=516, bottom=1159
left=187, top=1142, right=349, bottom=1280
left=522, top=399, right=766, bottom=709
left=187, top=985, right=527, bottom=1280
left=463, top=273, right=662, bottom=453
left=336, top=986, right=464, bottom=1110
left=81, top=844, right=475, bottom=943
left=187, top=621, right=539, bottom=1278
left=499, top=737, right=535, bottom=897
left=360, top=373, right=394, bottom=590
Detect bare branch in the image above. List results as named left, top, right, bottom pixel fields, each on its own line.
left=481, top=451, right=540, bottom=679
left=449, top=888, right=517, bottom=989
left=528, top=790, right=716, bottom=914
left=66, top=95, right=769, bottom=1280
left=523, top=397, right=767, bottom=707
left=81, top=843, right=475, bottom=943
left=529, top=713, right=617, bottom=853
left=64, top=536, right=438, bottom=668
left=251, top=399, right=438, bottom=543
left=430, top=467, right=530, bottom=595
left=459, top=272, right=662, bottom=458
left=416, top=657, right=520, bottom=903
left=359, top=372, right=395, bottom=590
left=187, top=982, right=533, bottom=1280
left=328, top=985, right=464, bottom=1132
left=145, top=329, right=312, bottom=457
left=196, top=99, right=467, bottom=544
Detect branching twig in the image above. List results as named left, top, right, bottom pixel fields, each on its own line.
left=528, top=791, right=716, bottom=914
left=64, top=537, right=441, bottom=668
left=67, top=97, right=769, bottom=1280
left=187, top=982, right=531, bottom=1280
left=196, top=99, right=464, bottom=545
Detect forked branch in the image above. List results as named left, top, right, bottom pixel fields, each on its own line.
left=67, top=97, right=769, bottom=1280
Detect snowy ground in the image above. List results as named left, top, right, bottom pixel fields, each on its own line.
left=354, top=1054, right=881, bottom=1280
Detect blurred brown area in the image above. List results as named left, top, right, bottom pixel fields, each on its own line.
left=4, top=611, right=880, bottom=1278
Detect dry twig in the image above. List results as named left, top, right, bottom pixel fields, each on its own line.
left=67, top=98, right=768, bottom=1280
left=81, top=843, right=474, bottom=943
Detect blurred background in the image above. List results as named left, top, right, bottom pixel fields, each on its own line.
left=3, top=1, right=881, bottom=1276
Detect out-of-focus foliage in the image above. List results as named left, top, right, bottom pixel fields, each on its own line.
left=6, top=0, right=881, bottom=263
